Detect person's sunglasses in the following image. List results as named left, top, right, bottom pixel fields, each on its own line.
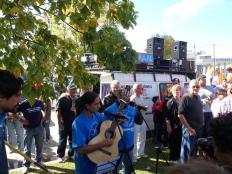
left=192, top=85, right=200, bottom=89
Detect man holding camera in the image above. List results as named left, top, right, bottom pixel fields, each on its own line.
left=198, top=74, right=215, bottom=138
left=130, top=83, right=148, bottom=161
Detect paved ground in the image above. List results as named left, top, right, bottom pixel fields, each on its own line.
left=7, top=108, right=69, bottom=171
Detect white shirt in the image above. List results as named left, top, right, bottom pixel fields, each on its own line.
left=211, top=98, right=221, bottom=118
left=130, top=95, right=146, bottom=116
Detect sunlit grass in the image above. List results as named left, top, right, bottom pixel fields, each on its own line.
left=10, top=139, right=169, bottom=174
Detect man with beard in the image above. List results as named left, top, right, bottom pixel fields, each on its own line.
left=0, top=69, right=23, bottom=174
left=198, top=74, right=215, bottom=138
left=102, top=80, right=121, bottom=110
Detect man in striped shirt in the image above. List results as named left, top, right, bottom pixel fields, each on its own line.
left=218, top=83, right=232, bottom=114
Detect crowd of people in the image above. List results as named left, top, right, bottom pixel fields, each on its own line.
left=0, top=69, right=232, bottom=174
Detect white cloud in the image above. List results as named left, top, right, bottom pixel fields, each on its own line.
left=162, top=0, right=210, bottom=21
left=161, top=0, right=226, bottom=30
left=123, top=27, right=153, bottom=53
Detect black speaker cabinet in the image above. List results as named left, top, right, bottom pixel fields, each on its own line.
left=180, top=60, right=195, bottom=72
left=147, top=37, right=164, bottom=59
left=154, top=59, right=171, bottom=70
left=171, top=41, right=187, bottom=60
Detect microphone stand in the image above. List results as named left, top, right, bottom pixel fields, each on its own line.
left=155, top=145, right=169, bottom=174
left=115, top=119, right=136, bottom=174
left=103, top=87, right=137, bottom=174
left=104, top=111, right=135, bottom=174
left=129, top=102, right=151, bottom=131
left=139, top=111, right=151, bottom=132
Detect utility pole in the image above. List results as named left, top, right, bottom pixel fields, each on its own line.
left=194, top=43, right=196, bottom=56
left=213, top=43, right=216, bottom=76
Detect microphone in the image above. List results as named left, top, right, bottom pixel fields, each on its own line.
left=129, top=102, right=148, bottom=111
left=104, top=111, right=127, bottom=119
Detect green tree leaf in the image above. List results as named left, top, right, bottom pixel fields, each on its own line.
left=0, top=0, right=138, bottom=102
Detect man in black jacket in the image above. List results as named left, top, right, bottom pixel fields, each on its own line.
left=102, top=80, right=120, bottom=109
left=56, top=84, right=78, bottom=162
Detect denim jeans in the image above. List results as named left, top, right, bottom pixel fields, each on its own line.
left=6, top=119, right=24, bottom=150
left=43, top=120, right=50, bottom=141
left=0, top=122, right=8, bottom=174
left=24, top=125, right=43, bottom=167
left=180, top=126, right=203, bottom=163
left=202, top=112, right=213, bottom=138
left=153, top=123, right=163, bottom=145
left=57, top=128, right=73, bottom=158
left=118, top=148, right=134, bottom=174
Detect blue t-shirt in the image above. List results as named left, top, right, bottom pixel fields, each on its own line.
left=0, top=113, right=8, bottom=174
left=72, top=112, right=106, bottom=174
left=17, top=99, right=44, bottom=128
left=104, top=102, right=138, bottom=151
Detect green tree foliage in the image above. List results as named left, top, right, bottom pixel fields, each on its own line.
left=163, top=35, right=174, bottom=59
left=0, top=0, right=137, bottom=101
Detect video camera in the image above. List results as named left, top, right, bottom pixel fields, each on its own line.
left=129, top=102, right=147, bottom=111
left=197, top=137, right=215, bottom=160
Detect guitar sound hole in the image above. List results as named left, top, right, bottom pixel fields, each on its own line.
left=105, top=129, right=115, bottom=139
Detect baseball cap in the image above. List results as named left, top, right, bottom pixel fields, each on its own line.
left=172, top=78, right=180, bottom=83
left=67, top=83, right=77, bottom=90
left=197, top=74, right=206, bottom=81
left=227, top=67, right=232, bottom=72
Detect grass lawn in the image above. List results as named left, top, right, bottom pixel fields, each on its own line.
left=10, top=139, right=170, bottom=174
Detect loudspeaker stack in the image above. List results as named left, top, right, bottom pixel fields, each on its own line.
left=171, top=41, right=187, bottom=60
left=147, top=37, right=164, bottom=60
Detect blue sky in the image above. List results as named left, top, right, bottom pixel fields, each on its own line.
left=124, top=0, right=232, bottom=57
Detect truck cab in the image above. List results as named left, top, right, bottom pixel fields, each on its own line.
left=99, top=71, right=192, bottom=130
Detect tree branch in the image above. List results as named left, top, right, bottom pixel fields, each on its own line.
left=34, top=5, right=83, bottom=34
left=15, top=34, right=45, bottom=46
left=8, top=16, right=18, bottom=45
left=7, top=16, right=45, bottom=46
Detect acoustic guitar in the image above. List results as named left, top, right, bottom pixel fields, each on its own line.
left=87, top=86, right=131, bottom=164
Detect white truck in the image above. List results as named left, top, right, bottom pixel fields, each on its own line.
left=98, top=71, right=191, bottom=130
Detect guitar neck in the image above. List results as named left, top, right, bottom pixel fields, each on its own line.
left=105, top=101, right=126, bottom=138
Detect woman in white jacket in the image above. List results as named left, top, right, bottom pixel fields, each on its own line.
left=211, top=88, right=227, bottom=117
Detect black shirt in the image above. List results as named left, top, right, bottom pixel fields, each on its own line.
left=56, top=96, right=76, bottom=127
left=165, top=98, right=181, bottom=129
left=102, top=91, right=118, bottom=110
left=178, top=94, right=204, bottom=129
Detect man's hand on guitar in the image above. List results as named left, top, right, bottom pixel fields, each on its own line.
left=117, top=112, right=126, bottom=124
left=58, top=122, right=64, bottom=130
left=101, top=139, right=114, bottom=147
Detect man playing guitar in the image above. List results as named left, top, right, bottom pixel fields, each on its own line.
left=72, top=92, right=114, bottom=174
